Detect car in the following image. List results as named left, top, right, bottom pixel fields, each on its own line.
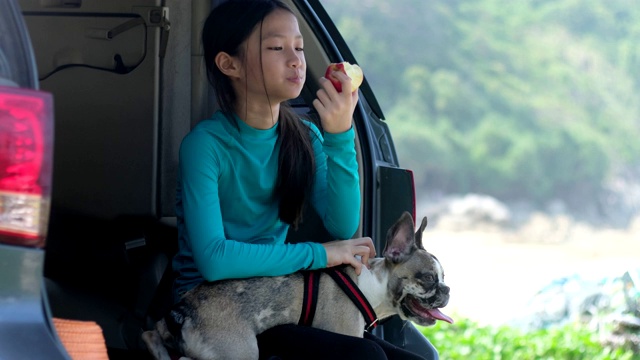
left=0, top=0, right=438, bottom=358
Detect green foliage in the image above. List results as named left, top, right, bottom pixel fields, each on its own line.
left=321, top=0, right=640, bottom=208
left=417, top=317, right=639, bottom=360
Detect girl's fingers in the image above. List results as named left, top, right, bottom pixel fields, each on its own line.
left=321, top=237, right=377, bottom=274
left=358, top=249, right=371, bottom=269
left=319, top=76, right=340, bottom=96
left=354, top=237, right=376, bottom=257
left=334, top=71, right=354, bottom=97
left=312, top=98, right=325, bottom=114
left=350, top=259, right=363, bottom=275
left=315, top=80, right=333, bottom=103
left=351, top=243, right=372, bottom=270
left=350, top=89, right=359, bottom=111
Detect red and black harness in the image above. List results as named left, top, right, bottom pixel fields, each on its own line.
left=298, top=268, right=378, bottom=332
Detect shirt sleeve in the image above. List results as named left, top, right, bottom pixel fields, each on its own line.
left=179, top=130, right=327, bottom=282
left=306, top=122, right=361, bottom=240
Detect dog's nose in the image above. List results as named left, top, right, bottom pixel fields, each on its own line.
left=439, top=284, right=450, bottom=295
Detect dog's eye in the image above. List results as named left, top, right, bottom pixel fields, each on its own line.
left=417, top=274, right=438, bottom=283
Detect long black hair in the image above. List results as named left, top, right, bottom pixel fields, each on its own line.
left=202, top=0, right=315, bottom=228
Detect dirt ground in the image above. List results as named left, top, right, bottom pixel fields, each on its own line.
left=424, top=213, right=640, bottom=327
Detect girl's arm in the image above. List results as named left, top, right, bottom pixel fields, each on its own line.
left=309, top=71, right=361, bottom=239
left=179, top=130, right=327, bottom=282
left=306, top=121, right=361, bottom=240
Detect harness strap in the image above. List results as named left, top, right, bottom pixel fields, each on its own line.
left=298, top=271, right=321, bottom=326
left=299, top=268, right=379, bottom=331
left=324, top=268, right=379, bottom=331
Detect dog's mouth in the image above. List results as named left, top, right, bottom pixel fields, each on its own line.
left=405, top=295, right=454, bottom=324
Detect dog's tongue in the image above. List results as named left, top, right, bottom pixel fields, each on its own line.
left=427, top=308, right=454, bottom=324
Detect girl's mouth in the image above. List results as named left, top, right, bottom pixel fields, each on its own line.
left=287, top=76, right=303, bottom=84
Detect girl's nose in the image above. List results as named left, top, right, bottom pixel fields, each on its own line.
left=288, top=49, right=303, bottom=68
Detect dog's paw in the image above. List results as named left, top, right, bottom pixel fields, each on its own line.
left=141, top=330, right=172, bottom=360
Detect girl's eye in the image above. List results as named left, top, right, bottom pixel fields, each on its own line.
left=268, top=47, right=283, bottom=51
left=296, top=47, right=304, bottom=52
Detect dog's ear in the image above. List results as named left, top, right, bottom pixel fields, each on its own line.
left=414, top=216, right=428, bottom=250
left=383, top=211, right=418, bottom=263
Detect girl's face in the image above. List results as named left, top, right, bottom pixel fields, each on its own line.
left=240, top=9, right=306, bottom=105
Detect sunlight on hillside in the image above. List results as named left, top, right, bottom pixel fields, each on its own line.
left=321, top=1, right=640, bottom=352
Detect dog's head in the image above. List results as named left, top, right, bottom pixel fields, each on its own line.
left=383, top=211, right=453, bottom=326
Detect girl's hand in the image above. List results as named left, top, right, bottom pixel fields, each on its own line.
left=312, top=71, right=359, bottom=134
left=322, top=237, right=376, bottom=275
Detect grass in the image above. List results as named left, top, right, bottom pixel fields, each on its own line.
left=417, top=316, right=639, bottom=360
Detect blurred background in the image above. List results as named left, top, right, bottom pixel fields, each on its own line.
left=321, top=1, right=640, bottom=358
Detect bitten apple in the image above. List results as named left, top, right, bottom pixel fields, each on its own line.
left=324, top=62, right=363, bottom=93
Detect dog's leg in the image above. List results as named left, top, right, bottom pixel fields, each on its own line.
left=141, top=330, right=172, bottom=360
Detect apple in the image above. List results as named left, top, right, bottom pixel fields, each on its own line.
left=324, top=62, right=363, bottom=93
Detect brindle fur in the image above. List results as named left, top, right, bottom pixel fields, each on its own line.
left=142, top=212, right=450, bottom=360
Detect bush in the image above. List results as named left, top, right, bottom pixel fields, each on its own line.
left=417, top=317, right=638, bottom=360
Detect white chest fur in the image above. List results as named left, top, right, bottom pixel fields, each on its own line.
left=357, top=259, right=397, bottom=319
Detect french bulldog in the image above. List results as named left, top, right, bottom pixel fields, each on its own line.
left=142, top=211, right=452, bottom=359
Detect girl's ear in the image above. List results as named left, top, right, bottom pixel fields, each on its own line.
left=215, top=52, right=241, bottom=78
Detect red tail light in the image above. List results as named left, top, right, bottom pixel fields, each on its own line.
left=0, top=86, right=53, bottom=248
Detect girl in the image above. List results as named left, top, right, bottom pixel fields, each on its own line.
left=172, top=0, right=434, bottom=359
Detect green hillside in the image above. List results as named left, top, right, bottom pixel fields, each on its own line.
left=321, top=0, right=640, bottom=218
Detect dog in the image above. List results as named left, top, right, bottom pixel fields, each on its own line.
left=142, top=211, right=452, bottom=360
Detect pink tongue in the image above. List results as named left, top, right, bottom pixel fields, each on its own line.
left=427, top=308, right=454, bottom=324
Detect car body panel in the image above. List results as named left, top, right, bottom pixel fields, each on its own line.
left=0, top=246, right=68, bottom=359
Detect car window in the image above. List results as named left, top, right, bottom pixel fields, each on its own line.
left=0, top=0, right=37, bottom=88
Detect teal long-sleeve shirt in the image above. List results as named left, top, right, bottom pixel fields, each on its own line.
left=172, top=111, right=360, bottom=299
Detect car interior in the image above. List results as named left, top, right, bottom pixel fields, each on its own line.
left=19, top=0, right=372, bottom=354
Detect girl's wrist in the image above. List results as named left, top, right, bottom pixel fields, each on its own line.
left=323, top=123, right=352, bottom=135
